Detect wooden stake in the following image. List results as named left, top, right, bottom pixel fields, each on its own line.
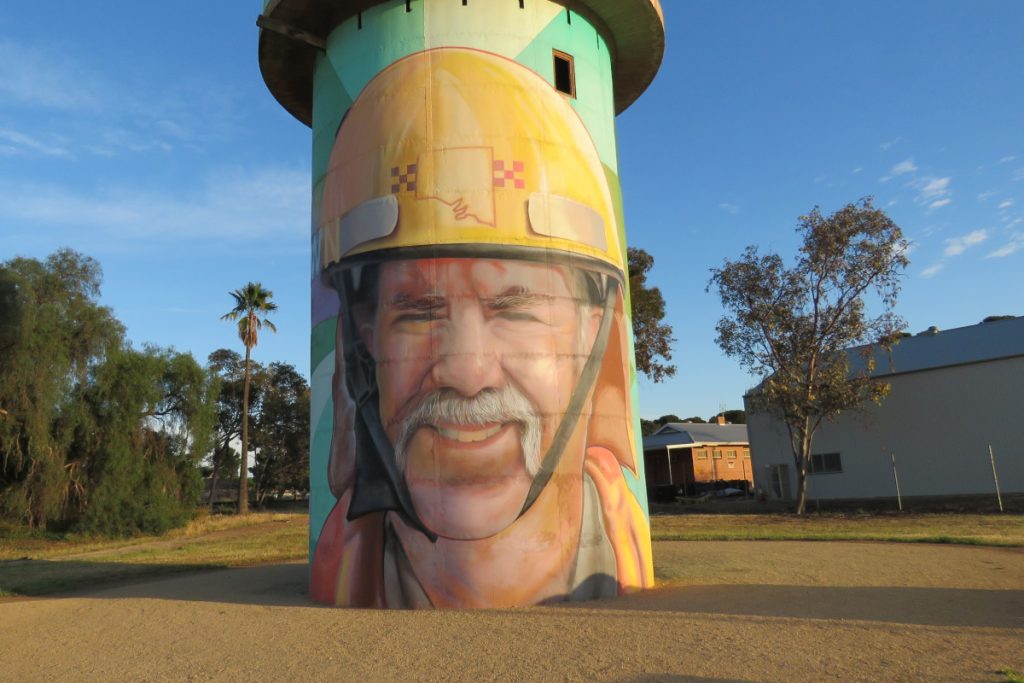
left=989, top=445, right=1004, bottom=513
left=890, top=452, right=902, bottom=512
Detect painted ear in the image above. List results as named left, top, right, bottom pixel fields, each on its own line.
left=585, top=293, right=639, bottom=476
left=328, top=314, right=357, bottom=498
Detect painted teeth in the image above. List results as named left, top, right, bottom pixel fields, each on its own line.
left=437, top=424, right=502, bottom=443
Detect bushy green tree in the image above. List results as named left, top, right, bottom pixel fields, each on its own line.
left=708, top=410, right=746, bottom=424
left=75, top=347, right=217, bottom=535
left=627, top=248, right=676, bottom=383
left=251, top=362, right=309, bottom=506
left=0, top=250, right=218, bottom=534
left=0, top=250, right=122, bottom=528
left=205, top=349, right=250, bottom=508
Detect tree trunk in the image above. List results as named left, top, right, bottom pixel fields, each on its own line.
left=239, top=344, right=251, bottom=515
left=794, top=419, right=811, bottom=515
left=209, top=469, right=218, bottom=512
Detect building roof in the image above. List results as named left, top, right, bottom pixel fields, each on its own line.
left=258, top=0, right=665, bottom=126
left=852, top=316, right=1024, bottom=378
left=643, top=423, right=749, bottom=450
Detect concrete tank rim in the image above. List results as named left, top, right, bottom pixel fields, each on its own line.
left=257, top=0, right=665, bottom=127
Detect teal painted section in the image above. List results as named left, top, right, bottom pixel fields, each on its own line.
left=311, top=314, right=336, bottom=369
left=627, top=380, right=649, bottom=517
left=311, top=53, right=353, bottom=189
left=600, top=161, right=646, bottom=515
left=309, top=397, right=336, bottom=556
left=515, top=9, right=618, bottom=171
left=309, top=316, right=337, bottom=551
left=325, top=0, right=426, bottom=114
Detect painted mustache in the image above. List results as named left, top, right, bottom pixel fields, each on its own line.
left=394, top=386, right=541, bottom=476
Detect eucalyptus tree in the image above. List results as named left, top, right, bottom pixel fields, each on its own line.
left=220, top=283, right=277, bottom=514
left=708, top=199, right=908, bottom=513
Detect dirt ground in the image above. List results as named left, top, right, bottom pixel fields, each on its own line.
left=1, top=541, right=1021, bottom=683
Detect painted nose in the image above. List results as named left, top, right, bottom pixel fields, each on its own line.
left=430, top=302, right=503, bottom=397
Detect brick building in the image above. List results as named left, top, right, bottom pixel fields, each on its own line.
left=642, top=420, right=752, bottom=500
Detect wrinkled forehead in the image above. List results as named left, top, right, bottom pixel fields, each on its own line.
left=377, top=258, right=574, bottom=301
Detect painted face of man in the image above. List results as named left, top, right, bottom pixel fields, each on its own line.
left=360, top=258, right=601, bottom=540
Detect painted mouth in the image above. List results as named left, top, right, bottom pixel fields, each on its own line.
left=433, top=423, right=505, bottom=444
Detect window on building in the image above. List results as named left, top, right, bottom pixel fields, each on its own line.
left=809, top=452, right=843, bottom=475
left=727, top=449, right=737, bottom=459
left=712, top=449, right=722, bottom=459
left=696, top=449, right=707, bottom=460
left=553, top=50, right=575, bottom=97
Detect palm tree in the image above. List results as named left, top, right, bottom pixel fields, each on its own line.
left=221, top=282, right=277, bottom=514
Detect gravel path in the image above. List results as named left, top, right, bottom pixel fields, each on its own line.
left=2, top=541, right=1021, bottom=682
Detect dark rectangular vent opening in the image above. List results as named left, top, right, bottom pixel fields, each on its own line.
left=553, top=50, right=575, bottom=98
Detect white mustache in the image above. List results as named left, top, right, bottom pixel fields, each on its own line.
left=394, top=386, right=541, bottom=476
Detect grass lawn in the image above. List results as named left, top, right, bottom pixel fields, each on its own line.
left=650, top=512, right=1024, bottom=546
left=0, top=513, right=307, bottom=596
left=2, top=511, right=1021, bottom=597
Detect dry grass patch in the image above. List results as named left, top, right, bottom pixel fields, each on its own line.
left=651, top=512, right=1024, bottom=546
left=0, top=513, right=308, bottom=596
left=4, top=511, right=1021, bottom=597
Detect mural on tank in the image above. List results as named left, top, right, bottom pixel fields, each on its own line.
left=308, top=47, right=653, bottom=608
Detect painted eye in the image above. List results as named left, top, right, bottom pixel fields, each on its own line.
left=498, top=310, right=542, bottom=323
left=395, top=311, right=442, bottom=323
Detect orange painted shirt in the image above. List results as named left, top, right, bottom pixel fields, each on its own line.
left=310, top=446, right=653, bottom=607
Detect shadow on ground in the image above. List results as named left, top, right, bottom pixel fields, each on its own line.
left=8, top=560, right=1021, bottom=630
left=0, top=558, right=221, bottom=597
left=578, top=582, right=1024, bottom=629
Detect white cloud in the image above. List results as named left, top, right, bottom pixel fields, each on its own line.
left=0, top=127, right=71, bottom=158
left=921, top=263, right=945, bottom=278
left=880, top=159, right=917, bottom=182
left=998, top=200, right=1015, bottom=210
left=913, top=176, right=952, bottom=208
left=962, top=229, right=989, bottom=246
left=917, top=176, right=950, bottom=199
left=0, top=38, right=243, bottom=160
left=943, top=229, right=988, bottom=256
left=999, top=156, right=1017, bottom=164
left=718, top=203, right=740, bottom=215
left=978, top=190, right=998, bottom=201
left=0, top=39, right=104, bottom=112
left=986, top=242, right=1020, bottom=258
left=0, top=165, right=311, bottom=242
left=1014, top=169, right=1024, bottom=182
left=879, top=138, right=902, bottom=151
left=851, top=167, right=863, bottom=174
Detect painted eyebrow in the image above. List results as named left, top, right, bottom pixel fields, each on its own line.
left=484, top=287, right=555, bottom=310
left=388, top=293, right=446, bottom=311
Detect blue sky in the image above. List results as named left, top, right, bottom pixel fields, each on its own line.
left=1, top=1, right=1022, bottom=422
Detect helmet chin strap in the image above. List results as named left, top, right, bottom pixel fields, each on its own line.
left=516, top=276, right=618, bottom=518
left=336, top=268, right=437, bottom=542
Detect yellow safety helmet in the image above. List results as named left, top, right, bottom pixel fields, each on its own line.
left=316, top=47, right=624, bottom=280
left=320, top=48, right=638, bottom=536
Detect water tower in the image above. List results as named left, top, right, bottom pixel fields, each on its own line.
left=258, top=0, right=665, bottom=608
